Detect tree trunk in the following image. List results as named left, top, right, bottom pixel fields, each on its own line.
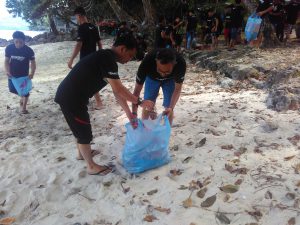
left=142, top=0, right=155, bottom=27
left=48, top=13, right=59, bottom=35
left=106, top=0, right=134, bottom=22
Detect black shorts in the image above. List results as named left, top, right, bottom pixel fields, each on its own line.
left=60, top=104, right=93, bottom=144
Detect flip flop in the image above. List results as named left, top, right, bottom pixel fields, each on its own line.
left=76, top=149, right=100, bottom=160
left=20, top=109, right=29, bottom=114
left=88, top=166, right=112, bottom=176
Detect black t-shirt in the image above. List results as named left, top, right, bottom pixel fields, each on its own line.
left=231, top=5, right=244, bottom=28
left=55, top=49, right=119, bottom=106
left=256, top=0, right=273, bottom=18
left=285, top=3, right=300, bottom=25
left=174, top=20, right=185, bottom=36
left=136, top=49, right=186, bottom=85
left=206, top=15, right=217, bottom=30
left=224, top=12, right=232, bottom=29
left=77, top=23, right=100, bottom=59
left=187, top=15, right=197, bottom=32
left=5, top=44, right=35, bottom=77
left=269, top=4, right=284, bottom=23
left=154, top=24, right=167, bottom=48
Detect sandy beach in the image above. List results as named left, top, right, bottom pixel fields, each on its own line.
left=0, top=40, right=300, bottom=225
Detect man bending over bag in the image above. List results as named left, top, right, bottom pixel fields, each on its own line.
left=55, top=33, right=153, bottom=176
left=132, top=48, right=186, bottom=124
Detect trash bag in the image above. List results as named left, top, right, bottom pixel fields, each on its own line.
left=122, top=115, right=171, bottom=174
left=245, top=13, right=262, bottom=42
left=10, top=76, right=32, bottom=96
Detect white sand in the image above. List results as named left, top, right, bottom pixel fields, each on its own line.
left=0, top=41, right=300, bottom=225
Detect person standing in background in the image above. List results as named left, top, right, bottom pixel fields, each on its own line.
left=5, top=31, right=36, bottom=114
left=68, top=7, right=104, bottom=110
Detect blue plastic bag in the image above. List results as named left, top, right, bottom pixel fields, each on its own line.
left=10, top=76, right=32, bottom=96
left=122, top=115, right=171, bottom=174
left=245, top=13, right=262, bottom=42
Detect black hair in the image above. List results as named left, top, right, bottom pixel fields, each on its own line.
left=208, top=7, right=215, bottom=13
left=155, top=49, right=176, bottom=64
left=113, top=32, right=137, bottom=50
left=74, top=7, right=86, bottom=16
left=12, top=31, right=25, bottom=40
left=235, top=0, right=242, bottom=4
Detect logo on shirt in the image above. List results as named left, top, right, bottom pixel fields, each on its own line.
left=108, top=71, right=119, bottom=77
left=11, top=55, right=25, bottom=61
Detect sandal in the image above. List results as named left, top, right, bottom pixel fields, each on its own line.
left=88, top=166, right=112, bottom=176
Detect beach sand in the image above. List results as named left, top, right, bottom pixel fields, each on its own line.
left=0, top=40, right=300, bottom=225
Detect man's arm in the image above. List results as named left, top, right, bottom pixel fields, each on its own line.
left=257, top=6, right=273, bottom=17
left=169, top=82, right=182, bottom=110
left=68, top=42, right=82, bottom=69
left=97, top=40, right=102, bottom=50
left=4, top=57, right=11, bottom=77
left=132, top=83, right=143, bottom=114
left=29, top=60, right=36, bottom=79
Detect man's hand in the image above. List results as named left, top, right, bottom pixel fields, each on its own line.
left=257, top=12, right=263, bottom=17
left=28, top=73, right=34, bottom=79
left=129, top=112, right=138, bottom=129
left=140, top=100, right=155, bottom=111
left=68, top=59, right=74, bottom=69
left=163, top=107, right=173, bottom=118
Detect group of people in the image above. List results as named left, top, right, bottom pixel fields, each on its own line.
left=154, top=0, right=299, bottom=51
left=5, top=7, right=187, bottom=176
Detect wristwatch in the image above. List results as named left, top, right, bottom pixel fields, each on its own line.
left=137, top=97, right=143, bottom=106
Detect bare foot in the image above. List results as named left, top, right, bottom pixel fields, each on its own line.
left=93, top=102, right=104, bottom=110
left=77, top=149, right=100, bottom=160
left=20, top=109, right=29, bottom=114
left=88, top=164, right=112, bottom=176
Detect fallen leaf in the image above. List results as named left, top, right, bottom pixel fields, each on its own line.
left=201, top=194, right=216, bottom=208
left=196, top=138, right=206, bottom=148
left=234, top=179, right=243, bottom=185
left=216, top=212, right=231, bottom=224
left=225, top=164, right=234, bottom=173
left=221, top=145, right=234, bottom=150
left=178, top=185, right=189, bottom=190
left=170, top=169, right=183, bottom=176
left=143, top=215, right=158, bottom=222
left=284, top=155, right=296, bottom=161
left=147, top=189, right=158, bottom=196
left=220, top=185, right=239, bottom=193
left=288, top=217, right=295, bottom=225
left=0, top=217, right=16, bottom=225
left=196, top=187, right=207, bottom=198
left=265, top=191, right=272, bottom=199
left=223, top=194, right=230, bottom=202
left=56, top=156, right=66, bottom=162
left=182, top=156, right=193, bottom=164
left=293, top=163, right=300, bottom=174
left=296, top=181, right=300, bottom=187
left=183, top=197, right=193, bottom=208
left=103, top=181, right=112, bottom=187
left=247, top=210, right=262, bottom=221
left=189, top=180, right=203, bottom=190
left=293, top=198, right=300, bottom=209
left=154, top=206, right=171, bottom=214
left=286, top=193, right=296, bottom=200
left=186, top=141, right=194, bottom=146
left=288, top=135, right=300, bottom=146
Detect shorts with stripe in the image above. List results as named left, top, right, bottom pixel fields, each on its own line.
left=59, top=104, right=93, bottom=144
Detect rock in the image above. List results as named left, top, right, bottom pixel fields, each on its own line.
left=217, top=77, right=236, bottom=88
left=261, top=120, right=279, bottom=133
left=249, top=78, right=265, bottom=89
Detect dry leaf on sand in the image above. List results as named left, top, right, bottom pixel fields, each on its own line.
left=220, top=184, right=239, bottom=193
left=143, top=215, right=158, bottom=222
left=183, top=197, right=193, bottom=208
left=0, top=217, right=16, bottom=225
left=201, top=194, right=216, bottom=208
left=154, top=206, right=171, bottom=214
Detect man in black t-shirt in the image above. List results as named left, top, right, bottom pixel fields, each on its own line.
left=68, top=7, right=104, bottom=110
left=55, top=34, right=154, bottom=176
left=186, top=10, right=198, bottom=50
left=132, top=48, right=186, bottom=125
left=230, top=0, right=245, bottom=48
left=4, top=31, right=36, bottom=114
left=284, top=0, right=300, bottom=41
left=154, top=16, right=168, bottom=48
left=269, top=0, right=284, bottom=41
